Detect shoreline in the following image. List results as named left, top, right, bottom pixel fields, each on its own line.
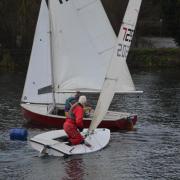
left=128, top=48, right=180, bottom=68
left=0, top=48, right=180, bottom=71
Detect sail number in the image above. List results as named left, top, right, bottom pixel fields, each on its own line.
left=117, top=27, right=134, bottom=58
left=123, top=27, right=134, bottom=42
left=117, top=44, right=130, bottom=58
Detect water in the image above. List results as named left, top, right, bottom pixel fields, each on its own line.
left=0, top=69, right=180, bottom=180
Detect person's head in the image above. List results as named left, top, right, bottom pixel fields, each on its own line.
left=78, top=95, right=87, bottom=106
left=75, top=91, right=81, bottom=100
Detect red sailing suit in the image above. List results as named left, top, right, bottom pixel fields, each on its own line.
left=63, top=103, right=84, bottom=145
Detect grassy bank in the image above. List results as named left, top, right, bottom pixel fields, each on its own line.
left=128, top=48, right=180, bottom=68
left=0, top=48, right=180, bottom=71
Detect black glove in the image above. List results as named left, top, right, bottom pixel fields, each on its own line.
left=78, top=127, right=84, bottom=132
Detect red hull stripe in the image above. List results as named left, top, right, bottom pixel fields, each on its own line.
left=21, top=107, right=137, bottom=131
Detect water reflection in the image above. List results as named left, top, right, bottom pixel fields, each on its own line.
left=63, top=158, right=85, bottom=180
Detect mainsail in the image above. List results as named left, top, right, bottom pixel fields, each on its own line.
left=89, top=0, right=142, bottom=131
left=48, top=0, right=116, bottom=93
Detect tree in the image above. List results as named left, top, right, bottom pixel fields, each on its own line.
left=0, top=0, right=17, bottom=48
left=0, top=0, right=40, bottom=49
left=16, top=0, right=40, bottom=48
left=173, top=0, right=180, bottom=45
left=161, top=0, right=180, bottom=45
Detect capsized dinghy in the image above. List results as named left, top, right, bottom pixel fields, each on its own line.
left=30, top=129, right=110, bottom=157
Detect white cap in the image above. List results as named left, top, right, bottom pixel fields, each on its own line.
left=78, top=95, right=87, bottom=105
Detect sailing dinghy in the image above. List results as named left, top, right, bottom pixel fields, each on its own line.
left=21, top=0, right=141, bottom=130
left=30, top=0, right=142, bottom=157
left=30, top=128, right=110, bottom=157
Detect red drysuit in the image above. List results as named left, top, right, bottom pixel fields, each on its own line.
left=63, top=103, right=84, bottom=145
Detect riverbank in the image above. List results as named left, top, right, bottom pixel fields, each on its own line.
left=128, top=48, right=180, bottom=68
left=0, top=48, right=180, bottom=71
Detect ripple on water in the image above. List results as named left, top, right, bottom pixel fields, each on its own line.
left=0, top=70, right=180, bottom=179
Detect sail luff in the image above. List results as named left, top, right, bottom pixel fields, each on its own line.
left=89, top=0, right=142, bottom=131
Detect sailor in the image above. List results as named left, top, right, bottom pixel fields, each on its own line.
left=64, top=91, right=81, bottom=117
left=63, top=95, right=87, bottom=145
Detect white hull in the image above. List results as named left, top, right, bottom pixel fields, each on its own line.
left=30, top=129, right=110, bottom=157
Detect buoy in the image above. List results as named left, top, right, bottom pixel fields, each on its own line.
left=9, top=128, right=28, bottom=141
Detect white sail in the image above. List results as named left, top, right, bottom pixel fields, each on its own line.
left=89, top=0, right=142, bottom=131
left=21, top=0, right=52, bottom=104
left=49, top=0, right=116, bottom=93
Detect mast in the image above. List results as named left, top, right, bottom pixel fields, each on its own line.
left=48, top=0, right=56, bottom=108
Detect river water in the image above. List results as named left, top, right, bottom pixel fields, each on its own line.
left=0, top=69, right=180, bottom=180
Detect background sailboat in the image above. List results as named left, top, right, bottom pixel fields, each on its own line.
left=21, top=0, right=140, bottom=130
